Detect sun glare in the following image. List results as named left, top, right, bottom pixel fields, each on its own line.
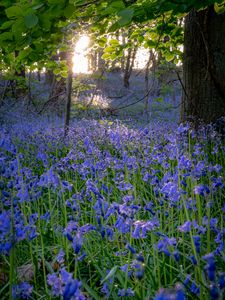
left=73, top=35, right=90, bottom=74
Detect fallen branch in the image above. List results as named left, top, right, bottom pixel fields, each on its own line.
left=37, top=92, right=65, bottom=114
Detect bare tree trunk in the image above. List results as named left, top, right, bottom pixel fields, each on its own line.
left=27, top=70, right=32, bottom=106
left=45, top=70, right=54, bottom=85
left=37, top=69, right=41, bottom=82
left=123, top=47, right=137, bottom=88
left=181, top=6, right=225, bottom=123
left=144, top=50, right=157, bottom=119
left=144, top=50, right=153, bottom=113
left=64, top=50, right=73, bottom=136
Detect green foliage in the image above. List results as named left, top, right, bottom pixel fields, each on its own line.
left=118, top=8, right=134, bottom=26
left=24, top=13, right=38, bottom=29
left=0, top=0, right=222, bottom=80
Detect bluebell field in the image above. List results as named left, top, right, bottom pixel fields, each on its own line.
left=0, top=118, right=224, bottom=300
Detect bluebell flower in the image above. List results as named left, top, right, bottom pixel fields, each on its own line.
left=61, top=268, right=73, bottom=284
left=136, top=253, right=144, bottom=263
left=125, top=243, right=136, bottom=254
left=209, top=285, right=219, bottom=300
left=77, top=252, right=86, bottom=262
left=194, top=184, right=210, bottom=196
left=178, top=221, right=192, bottom=233
left=132, top=222, right=141, bottom=238
left=12, top=282, right=33, bottom=300
left=135, top=268, right=144, bottom=280
left=27, top=226, right=38, bottom=241
left=72, top=234, right=83, bottom=255
left=210, top=218, right=218, bottom=230
left=154, top=286, right=185, bottom=300
left=155, top=237, right=177, bottom=257
left=118, top=287, right=135, bottom=297
left=120, top=264, right=128, bottom=272
left=17, top=186, right=30, bottom=203
left=203, top=253, right=216, bottom=282
left=63, top=279, right=84, bottom=300
left=115, top=216, right=131, bottom=234
left=193, top=235, right=201, bottom=254
left=118, top=182, right=133, bottom=191
left=218, top=273, right=225, bottom=289
left=101, top=283, right=110, bottom=296
left=47, top=273, right=62, bottom=296
left=190, top=282, right=200, bottom=296
left=189, top=255, right=197, bottom=265
left=173, top=251, right=180, bottom=262
left=61, top=181, right=73, bottom=192
left=40, top=212, right=50, bottom=221
left=57, top=249, right=65, bottom=264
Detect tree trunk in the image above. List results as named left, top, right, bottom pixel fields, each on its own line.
left=181, top=6, right=225, bottom=123
left=123, top=47, right=137, bottom=88
left=64, top=49, right=73, bottom=136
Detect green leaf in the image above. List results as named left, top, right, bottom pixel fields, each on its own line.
left=118, top=8, right=134, bottom=26
left=108, top=22, right=120, bottom=33
left=53, top=68, right=62, bottom=75
left=109, top=39, right=119, bottom=46
left=61, top=71, right=68, bottom=78
left=5, top=6, right=23, bottom=18
left=164, top=51, right=175, bottom=62
left=104, top=46, right=115, bottom=53
left=64, top=4, right=75, bottom=17
left=145, top=40, right=156, bottom=48
left=97, top=37, right=107, bottom=48
left=24, top=13, right=38, bottom=28
left=17, top=48, right=32, bottom=61
left=101, top=266, right=118, bottom=284
left=103, top=1, right=125, bottom=15
left=0, top=32, right=13, bottom=42
left=32, top=3, right=45, bottom=10
left=0, top=20, right=14, bottom=30
left=101, top=53, right=111, bottom=60
left=12, top=19, right=26, bottom=41
left=214, top=2, right=225, bottom=14
left=39, top=14, right=51, bottom=30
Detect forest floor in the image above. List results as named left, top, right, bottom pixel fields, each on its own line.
left=0, top=70, right=181, bottom=127
left=1, top=72, right=224, bottom=300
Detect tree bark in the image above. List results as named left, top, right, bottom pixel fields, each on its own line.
left=181, top=6, right=225, bottom=123
left=123, top=47, right=137, bottom=88
left=64, top=50, right=73, bottom=136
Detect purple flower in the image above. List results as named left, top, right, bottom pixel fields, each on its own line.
left=194, top=184, right=210, bottom=196
left=154, top=286, right=185, bottom=300
left=120, top=264, right=128, bottom=272
left=63, top=279, right=84, bottom=300
left=118, top=287, right=135, bottom=297
left=101, top=283, right=109, bottom=296
left=193, top=235, right=201, bottom=254
left=12, top=282, right=33, bottom=300
left=203, top=253, right=216, bottom=282
left=47, top=273, right=62, bottom=296
left=125, top=243, right=136, bottom=254
left=57, top=249, right=65, bottom=264
left=72, top=234, right=83, bottom=255
left=118, top=182, right=133, bottom=191
left=178, top=221, right=192, bottom=233
left=218, top=273, right=225, bottom=289
left=61, top=268, right=72, bottom=284
left=210, top=285, right=219, bottom=300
